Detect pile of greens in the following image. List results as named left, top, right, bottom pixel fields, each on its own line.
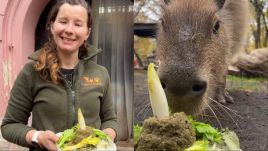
left=185, top=117, right=241, bottom=151
left=57, top=124, right=112, bottom=151
left=57, top=109, right=113, bottom=151
left=134, top=118, right=241, bottom=151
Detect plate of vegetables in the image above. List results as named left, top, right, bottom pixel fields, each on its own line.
left=57, top=109, right=116, bottom=151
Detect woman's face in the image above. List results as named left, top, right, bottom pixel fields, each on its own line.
left=51, top=3, right=90, bottom=54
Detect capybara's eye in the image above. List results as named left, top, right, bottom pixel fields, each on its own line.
left=161, top=18, right=166, bottom=31
left=213, top=21, right=220, bottom=34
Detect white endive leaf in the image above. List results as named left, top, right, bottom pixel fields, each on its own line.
left=147, top=63, right=169, bottom=118
left=222, top=130, right=240, bottom=150
left=78, top=108, right=86, bottom=130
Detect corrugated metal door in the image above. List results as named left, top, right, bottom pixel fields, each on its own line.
left=90, top=0, right=133, bottom=141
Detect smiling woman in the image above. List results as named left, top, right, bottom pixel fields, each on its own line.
left=1, top=0, right=117, bottom=151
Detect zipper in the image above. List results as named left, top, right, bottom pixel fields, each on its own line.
left=71, top=90, right=76, bottom=126
left=59, top=71, right=77, bottom=127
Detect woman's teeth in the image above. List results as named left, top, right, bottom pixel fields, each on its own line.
left=62, top=37, right=74, bottom=41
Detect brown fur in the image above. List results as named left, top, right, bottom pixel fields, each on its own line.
left=156, top=0, right=250, bottom=115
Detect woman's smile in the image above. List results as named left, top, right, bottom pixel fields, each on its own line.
left=61, top=36, right=76, bottom=44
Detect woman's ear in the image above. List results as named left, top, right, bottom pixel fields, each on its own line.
left=50, top=22, right=55, bottom=35
left=85, top=28, right=91, bottom=40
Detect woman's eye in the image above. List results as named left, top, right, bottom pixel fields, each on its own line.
left=59, top=20, right=67, bottom=24
left=75, top=24, right=82, bottom=27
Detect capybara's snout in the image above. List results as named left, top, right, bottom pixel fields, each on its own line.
left=158, top=64, right=209, bottom=115
left=160, top=76, right=207, bottom=98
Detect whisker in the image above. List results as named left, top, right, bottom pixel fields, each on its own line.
left=211, top=101, right=240, bottom=128
left=200, top=109, right=205, bottom=120
left=136, top=101, right=152, bottom=119
left=198, top=110, right=214, bottom=125
left=204, top=101, right=222, bottom=128
left=209, top=103, right=225, bottom=119
left=209, top=97, right=241, bottom=129
left=209, top=97, right=243, bottom=119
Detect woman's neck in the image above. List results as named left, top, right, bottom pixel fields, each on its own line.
left=57, top=51, right=79, bottom=69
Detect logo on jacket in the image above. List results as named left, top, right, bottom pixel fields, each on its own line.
left=83, top=76, right=102, bottom=86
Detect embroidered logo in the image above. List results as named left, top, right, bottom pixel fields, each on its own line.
left=83, top=76, right=102, bottom=86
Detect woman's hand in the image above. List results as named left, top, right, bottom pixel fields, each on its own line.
left=102, top=128, right=116, bottom=141
left=38, top=130, right=59, bottom=151
left=26, top=130, right=59, bottom=151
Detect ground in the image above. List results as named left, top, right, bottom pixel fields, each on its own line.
left=134, top=69, right=268, bottom=151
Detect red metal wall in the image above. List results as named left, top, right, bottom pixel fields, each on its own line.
left=0, top=0, right=49, bottom=117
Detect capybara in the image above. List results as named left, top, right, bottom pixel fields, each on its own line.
left=157, top=0, right=250, bottom=115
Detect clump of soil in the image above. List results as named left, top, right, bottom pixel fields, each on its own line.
left=135, top=112, right=195, bottom=151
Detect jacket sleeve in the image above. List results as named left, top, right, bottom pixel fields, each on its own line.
left=99, top=67, right=118, bottom=137
left=1, top=62, right=34, bottom=148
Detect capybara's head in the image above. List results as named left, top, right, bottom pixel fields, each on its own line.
left=157, top=0, right=230, bottom=115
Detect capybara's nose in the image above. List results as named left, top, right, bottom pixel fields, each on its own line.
left=160, top=78, right=207, bottom=98
left=161, top=81, right=167, bottom=89
left=192, top=80, right=207, bottom=96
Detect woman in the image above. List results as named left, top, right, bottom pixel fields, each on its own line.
left=1, top=0, right=117, bottom=150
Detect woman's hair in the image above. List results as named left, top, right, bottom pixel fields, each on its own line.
left=34, top=0, right=92, bottom=84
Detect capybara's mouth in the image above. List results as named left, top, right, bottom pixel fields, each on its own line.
left=166, top=92, right=208, bottom=115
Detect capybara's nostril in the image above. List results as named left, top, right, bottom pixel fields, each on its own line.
left=161, top=82, right=167, bottom=89
left=192, top=81, right=207, bottom=95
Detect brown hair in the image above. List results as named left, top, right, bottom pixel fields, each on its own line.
left=34, top=0, right=92, bottom=84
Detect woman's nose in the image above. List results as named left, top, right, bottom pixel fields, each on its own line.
left=64, top=23, right=74, bottom=34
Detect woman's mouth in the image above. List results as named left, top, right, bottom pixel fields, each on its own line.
left=61, top=37, right=76, bottom=44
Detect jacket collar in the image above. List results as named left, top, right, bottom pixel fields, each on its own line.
left=28, top=44, right=102, bottom=61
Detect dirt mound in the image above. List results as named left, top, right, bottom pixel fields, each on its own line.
left=135, top=113, right=195, bottom=151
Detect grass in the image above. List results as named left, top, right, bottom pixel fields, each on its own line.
left=226, top=75, right=268, bottom=92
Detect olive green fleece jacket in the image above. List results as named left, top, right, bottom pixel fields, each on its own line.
left=1, top=45, right=117, bottom=150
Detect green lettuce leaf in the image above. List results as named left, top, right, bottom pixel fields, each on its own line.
left=185, top=140, right=209, bottom=151
left=58, top=125, right=78, bottom=148
left=193, top=121, right=222, bottom=143
left=134, top=124, right=142, bottom=144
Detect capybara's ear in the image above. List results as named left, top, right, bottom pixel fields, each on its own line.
left=159, top=0, right=170, bottom=13
left=215, top=0, right=226, bottom=9
left=163, top=0, right=170, bottom=4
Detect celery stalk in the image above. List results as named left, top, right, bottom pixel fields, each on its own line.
left=147, top=63, right=169, bottom=118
